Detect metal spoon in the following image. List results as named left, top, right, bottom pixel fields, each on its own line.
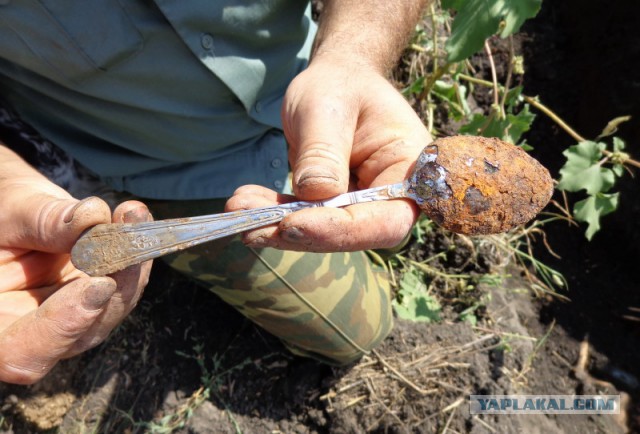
left=71, top=136, right=553, bottom=276
left=70, top=182, right=413, bottom=276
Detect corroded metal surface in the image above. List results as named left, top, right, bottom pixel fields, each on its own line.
left=409, top=135, right=553, bottom=235
left=71, top=135, right=553, bottom=276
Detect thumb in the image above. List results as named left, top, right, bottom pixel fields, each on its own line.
left=0, top=276, right=116, bottom=384
left=283, top=86, right=356, bottom=200
left=8, top=195, right=111, bottom=253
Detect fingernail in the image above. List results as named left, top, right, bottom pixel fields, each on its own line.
left=63, top=198, right=91, bottom=223
left=282, top=226, right=306, bottom=242
left=122, top=206, right=151, bottom=223
left=295, top=166, right=339, bottom=187
left=81, top=280, right=116, bottom=310
left=245, top=236, right=271, bottom=248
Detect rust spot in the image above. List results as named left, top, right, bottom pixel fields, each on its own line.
left=411, top=135, right=554, bottom=235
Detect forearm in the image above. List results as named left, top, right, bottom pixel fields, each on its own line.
left=312, top=0, right=428, bottom=73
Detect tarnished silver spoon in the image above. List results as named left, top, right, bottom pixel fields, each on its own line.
left=71, top=136, right=553, bottom=276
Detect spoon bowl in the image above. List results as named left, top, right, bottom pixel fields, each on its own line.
left=406, top=135, right=553, bottom=234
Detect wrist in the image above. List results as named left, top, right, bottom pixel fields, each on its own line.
left=311, top=0, right=427, bottom=74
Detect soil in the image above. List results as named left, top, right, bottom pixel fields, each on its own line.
left=1, top=1, right=639, bottom=433
left=520, top=0, right=640, bottom=431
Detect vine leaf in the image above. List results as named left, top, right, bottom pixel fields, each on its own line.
left=392, top=270, right=441, bottom=323
left=445, top=0, right=542, bottom=62
left=612, top=136, right=626, bottom=152
left=557, top=141, right=615, bottom=195
left=441, top=0, right=464, bottom=10
left=459, top=104, right=535, bottom=144
left=573, top=193, right=619, bottom=240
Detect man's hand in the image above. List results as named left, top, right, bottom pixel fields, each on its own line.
left=0, top=151, right=152, bottom=384
left=226, top=58, right=431, bottom=251
left=227, top=0, right=429, bottom=252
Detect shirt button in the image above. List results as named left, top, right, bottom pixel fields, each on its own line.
left=274, top=180, right=284, bottom=189
left=201, top=33, right=214, bottom=50
left=270, top=158, right=282, bottom=169
left=255, top=101, right=263, bottom=112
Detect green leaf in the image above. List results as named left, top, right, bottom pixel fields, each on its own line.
left=557, top=141, right=615, bottom=194
left=503, top=85, right=524, bottom=109
left=498, top=0, right=543, bottom=37
left=612, top=136, right=626, bottom=152
left=393, top=270, right=441, bottom=323
left=445, top=0, right=542, bottom=62
left=459, top=310, right=478, bottom=326
left=596, top=116, right=632, bottom=140
left=504, top=104, right=536, bottom=143
left=411, top=215, right=434, bottom=245
left=519, top=141, right=534, bottom=151
left=402, top=76, right=426, bottom=97
left=573, top=193, right=620, bottom=240
left=394, top=292, right=441, bottom=323
left=612, top=164, right=625, bottom=177
left=433, top=79, right=458, bottom=102
left=431, top=80, right=470, bottom=119
left=459, top=104, right=535, bottom=144
left=441, top=0, right=464, bottom=11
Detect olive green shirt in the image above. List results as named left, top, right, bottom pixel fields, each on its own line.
left=0, top=1, right=316, bottom=199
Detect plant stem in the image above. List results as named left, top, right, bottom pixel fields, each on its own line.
left=419, top=63, right=450, bottom=102
left=430, top=2, right=439, bottom=77
left=499, top=36, right=516, bottom=115
left=521, top=95, right=585, bottom=142
left=483, top=40, right=502, bottom=115
left=458, top=73, right=586, bottom=141
left=457, top=73, right=640, bottom=169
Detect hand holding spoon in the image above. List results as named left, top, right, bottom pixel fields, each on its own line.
left=71, top=136, right=553, bottom=276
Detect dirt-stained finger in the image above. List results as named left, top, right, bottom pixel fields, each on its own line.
left=0, top=277, right=115, bottom=384
left=63, top=201, right=153, bottom=357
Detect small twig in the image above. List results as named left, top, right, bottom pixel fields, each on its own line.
left=498, top=35, right=516, bottom=114
left=603, top=149, right=640, bottom=169
left=522, top=95, right=585, bottom=142
left=372, top=349, right=434, bottom=395
left=345, top=395, right=368, bottom=408
left=515, top=87, right=640, bottom=169
left=574, top=335, right=616, bottom=389
left=441, top=405, right=458, bottom=434
left=551, top=350, right=574, bottom=370
left=441, top=397, right=465, bottom=414
left=473, top=415, right=498, bottom=433
left=471, top=326, right=537, bottom=342
left=483, top=40, right=502, bottom=115
left=458, top=73, right=587, bottom=142
left=319, top=379, right=367, bottom=401
left=365, top=378, right=407, bottom=432
left=430, top=2, right=439, bottom=77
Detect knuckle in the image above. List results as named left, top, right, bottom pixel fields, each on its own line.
left=0, top=361, right=48, bottom=385
left=46, top=316, right=86, bottom=340
left=71, top=333, right=108, bottom=354
left=35, top=306, right=91, bottom=340
left=225, top=195, right=249, bottom=211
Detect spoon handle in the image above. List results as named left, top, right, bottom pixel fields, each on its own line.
left=71, top=183, right=407, bottom=276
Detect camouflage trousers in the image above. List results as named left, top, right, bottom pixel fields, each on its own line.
left=145, top=199, right=393, bottom=365
left=0, top=103, right=394, bottom=365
